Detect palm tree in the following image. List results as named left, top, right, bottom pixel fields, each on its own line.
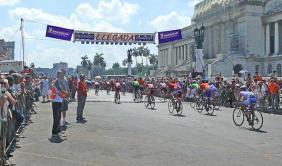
left=93, top=53, right=106, bottom=76
left=149, top=54, right=158, bottom=70
left=93, top=53, right=106, bottom=67
left=143, top=47, right=150, bottom=66
left=132, top=47, right=139, bottom=65
left=81, top=55, right=89, bottom=67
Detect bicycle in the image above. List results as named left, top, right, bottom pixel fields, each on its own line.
left=95, top=88, right=99, bottom=96
left=133, top=90, right=142, bottom=103
left=159, top=88, right=168, bottom=102
left=195, top=95, right=215, bottom=115
left=233, top=102, right=263, bottom=130
left=106, top=87, right=110, bottom=95
left=114, top=90, right=121, bottom=104
left=144, top=89, right=155, bottom=109
left=168, top=93, right=183, bottom=115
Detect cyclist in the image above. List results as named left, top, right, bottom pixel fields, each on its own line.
left=94, top=79, right=100, bottom=95
left=114, top=79, right=121, bottom=101
left=237, top=85, right=257, bottom=125
left=132, top=79, right=140, bottom=100
left=121, top=79, right=126, bottom=95
left=138, top=77, right=145, bottom=96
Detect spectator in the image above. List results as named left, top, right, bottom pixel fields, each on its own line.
left=49, top=71, right=64, bottom=141
left=76, top=74, right=87, bottom=122
left=268, top=79, right=280, bottom=110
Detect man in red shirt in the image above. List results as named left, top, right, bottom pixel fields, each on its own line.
left=76, top=74, right=87, bottom=122
left=268, top=79, right=280, bottom=109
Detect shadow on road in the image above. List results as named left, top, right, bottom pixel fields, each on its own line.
left=204, top=113, right=217, bottom=117
left=240, top=127, right=268, bottom=133
left=172, top=114, right=186, bottom=117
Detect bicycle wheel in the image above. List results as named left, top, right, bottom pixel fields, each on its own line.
left=196, top=98, right=203, bottom=113
left=206, top=102, right=215, bottom=115
left=117, top=93, right=121, bottom=104
left=168, top=99, right=174, bottom=114
left=144, top=96, right=149, bottom=108
left=150, top=96, right=155, bottom=109
left=232, top=107, right=245, bottom=127
left=190, top=97, right=196, bottom=109
left=176, top=101, right=183, bottom=115
left=251, top=110, right=263, bottom=130
left=212, top=97, right=221, bottom=110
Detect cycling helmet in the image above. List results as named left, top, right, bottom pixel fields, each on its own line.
left=240, top=85, right=247, bottom=91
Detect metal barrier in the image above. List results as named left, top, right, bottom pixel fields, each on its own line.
left=0, top=93, right=35, bottom=165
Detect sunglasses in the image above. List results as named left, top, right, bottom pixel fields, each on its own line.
left=0, top=82, right=7, bottom=85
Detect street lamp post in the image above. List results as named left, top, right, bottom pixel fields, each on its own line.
left=193, top=24, right=206, bottom=79
left=127, top=49, right=133, bottom=76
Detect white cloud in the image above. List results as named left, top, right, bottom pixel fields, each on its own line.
left=0, top=0, right=19, bottom=6
left=188, top=0, right=202, bottom=7
left=0, top=26, right=19, bottom=41
left=27, top=45, right=82, bottom=68
left=6, top=1, right=143, bottom=69
left=75, top=0, right=140, bottom=23
left=150, top=11, right=191, bottom=31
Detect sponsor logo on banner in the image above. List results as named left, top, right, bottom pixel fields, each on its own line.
left=135, top=35, right=155, bottom=42
left=74, top=32, right=95, bottom=41
left=73, top=31, right=155, bottom=44
left=46, top=25, right=73, bottom=41
left=158, top=29, right=182, bottom=44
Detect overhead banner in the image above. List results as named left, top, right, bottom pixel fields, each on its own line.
left=46, top=25, right=73, bottom=41
left=73, top=31, right=155, bottom=44
left=158, top=29, right=182, bottom=44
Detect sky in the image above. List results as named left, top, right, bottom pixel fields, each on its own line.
left=0, top=0, right=202, bottom=69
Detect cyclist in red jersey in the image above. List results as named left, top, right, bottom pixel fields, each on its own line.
left=114, top=79, right=121, bottom=97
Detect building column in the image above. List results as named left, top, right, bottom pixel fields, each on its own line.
left=266, top=23, right=270, bottom=56
left=209, top=26, right=214, bottom=58
left=275, top=21, right=279, bottom=55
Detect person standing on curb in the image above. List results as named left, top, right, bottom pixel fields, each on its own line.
left=59, top=71, right=70, bottom=127
left=49, top=71, right=64, bottom=141
left=76, top=74, right=87, bottom=122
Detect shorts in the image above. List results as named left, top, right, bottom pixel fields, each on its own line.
left=61, top=99, right=68, bottom=111
left=242, top=97, right=256, bottom=106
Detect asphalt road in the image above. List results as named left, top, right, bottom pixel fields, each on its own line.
left=10, top=91, right=282, bottom=166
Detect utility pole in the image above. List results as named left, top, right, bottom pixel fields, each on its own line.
left=20, top=18, right=25, bottom=69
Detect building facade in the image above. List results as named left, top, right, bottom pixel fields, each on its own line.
left=157, top=26, right=195, bottom=77
left=157, top=0, right=282, bottom=77
left=0, top=39, right=15, bottom=61
left=53, top=62, right=68, bottom=74
left=0, top=60, right=22, bottom=73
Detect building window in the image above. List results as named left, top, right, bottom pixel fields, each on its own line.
left=255, top=65, right=259, bottom=73
left=268, top=64, right=272, bottom=74
left=277, top=64, right=282, bottom=76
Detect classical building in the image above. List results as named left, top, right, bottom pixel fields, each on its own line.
left=0, top=39, right=15, bottom=61
left=0, top=60, right=22, bottom=73
left=156, top=26, right=195, bottom=77
left=157, top=0, right=282, bottom=77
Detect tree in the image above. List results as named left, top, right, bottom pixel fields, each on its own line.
left=143, top=47, right=151, bottom=66
left=93, top=53, right=106, bottom=76
left=112, top=62, right=120, bottom=69
left=132, top=47, right=139, bottom=65
left=122, top=58, right=128, bottom=67
left=149, top=54, right=158, bottom=70
left=81, top=55, right=89, bottom=67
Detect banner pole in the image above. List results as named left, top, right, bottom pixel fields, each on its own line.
left=20, top=18, right=25, bottom=69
